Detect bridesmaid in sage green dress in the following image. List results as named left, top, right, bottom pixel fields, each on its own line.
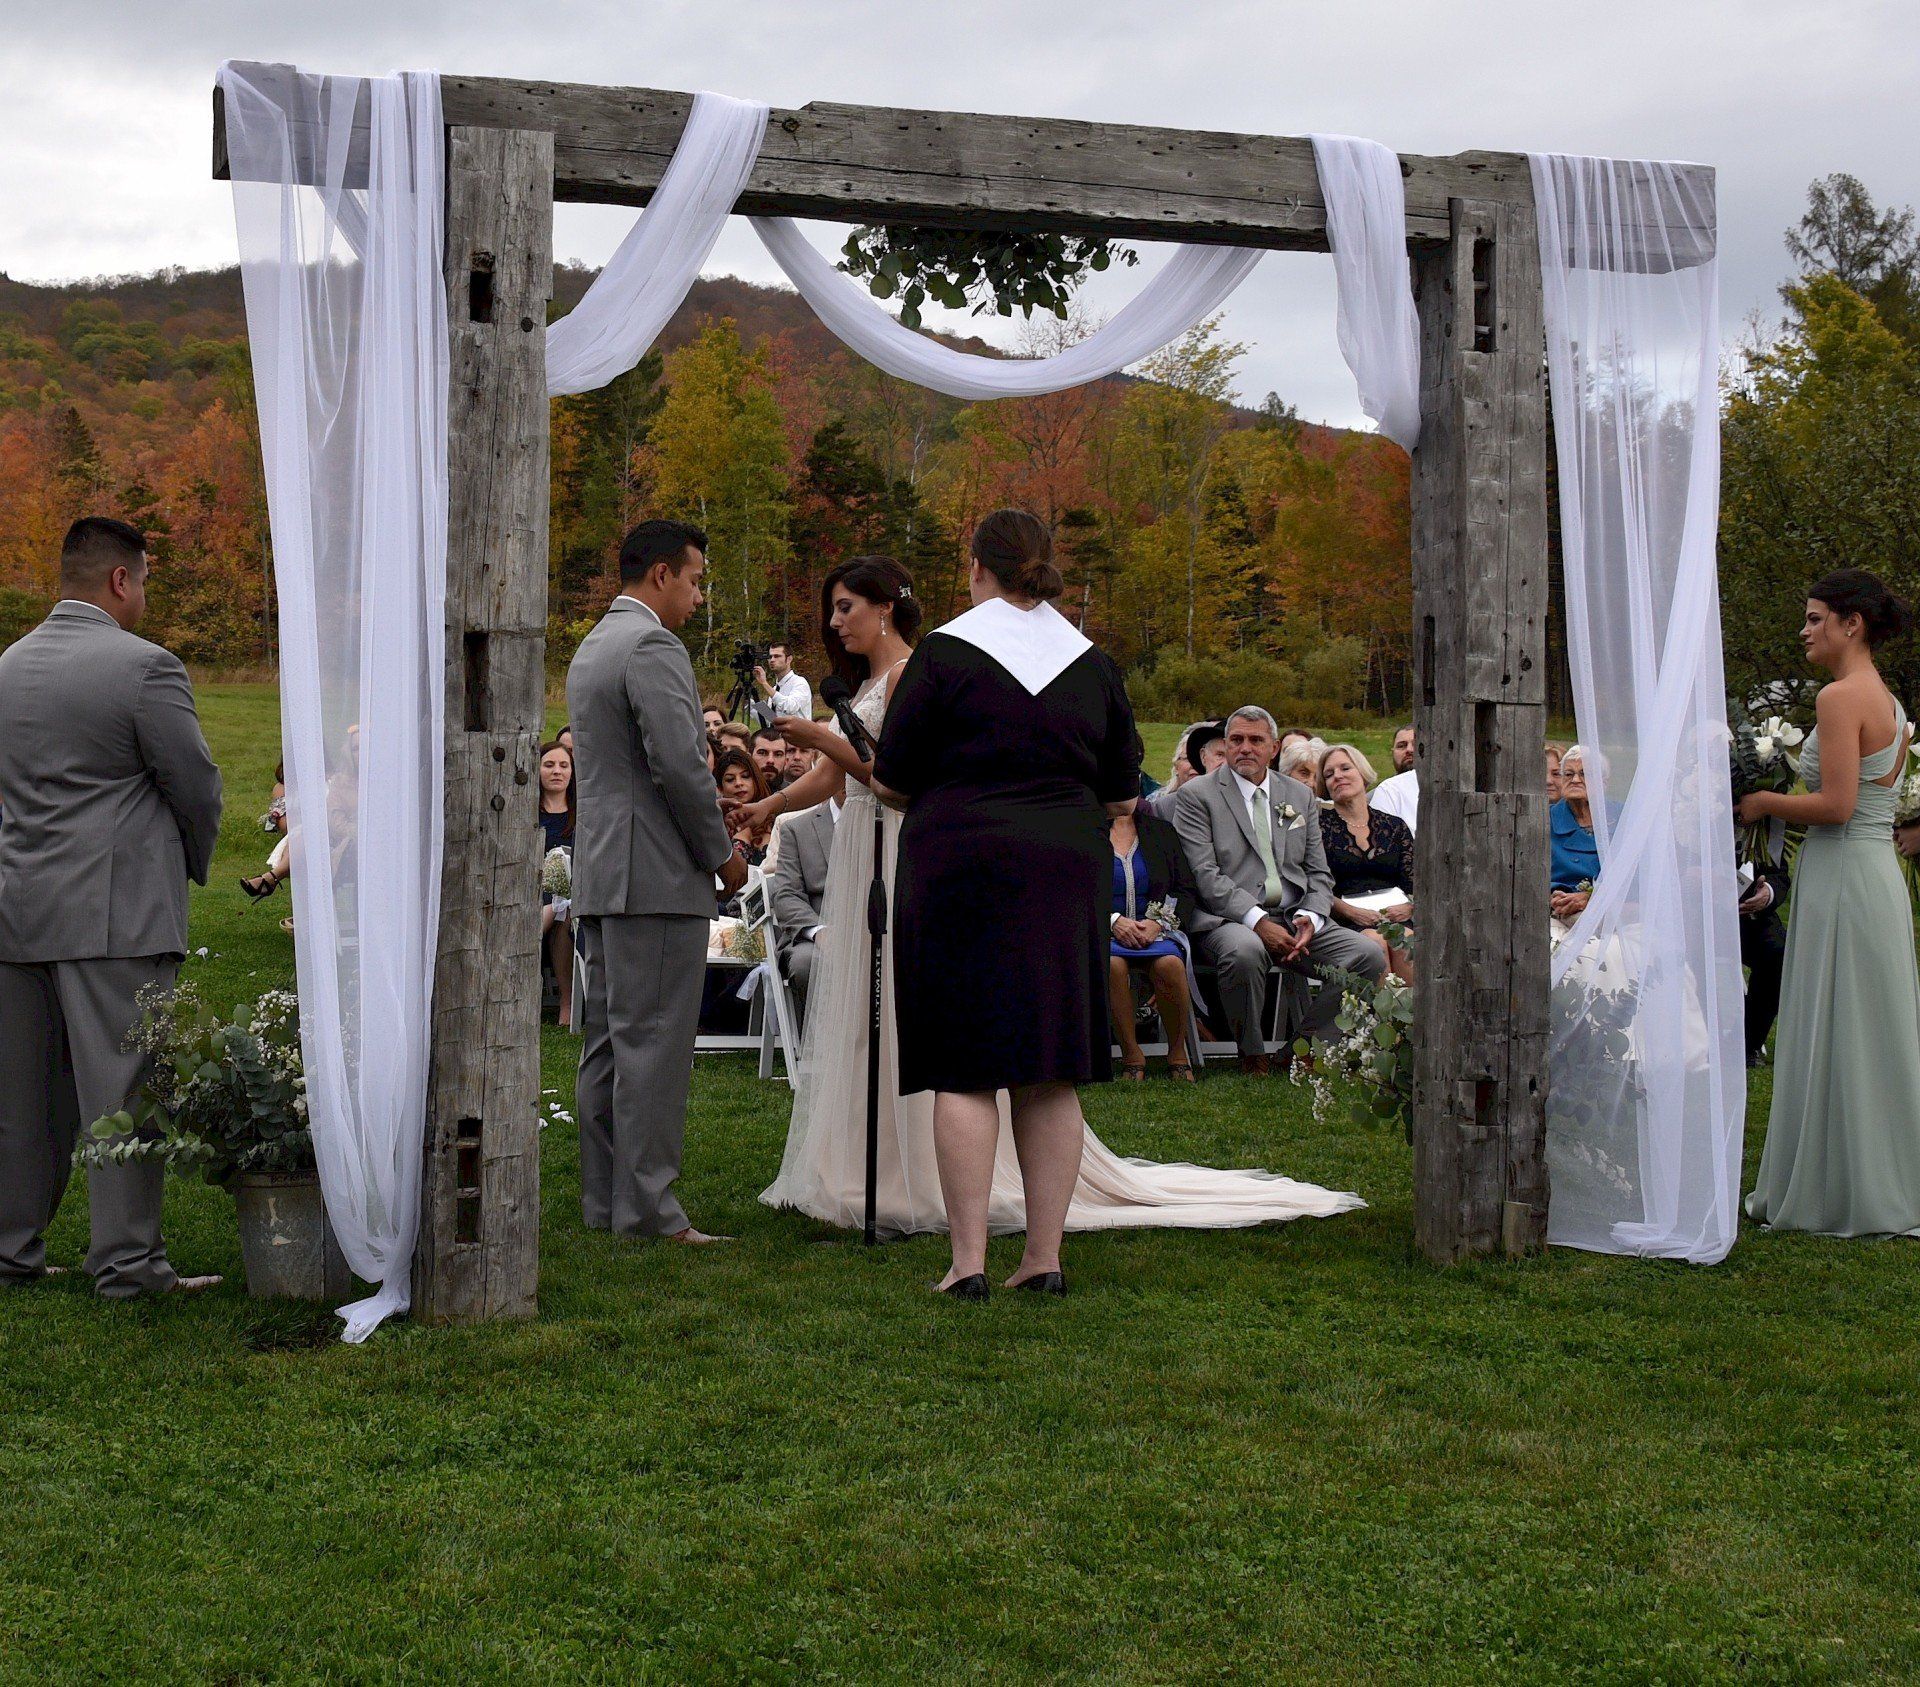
left=1737, top=569, right=1920, bottom=1237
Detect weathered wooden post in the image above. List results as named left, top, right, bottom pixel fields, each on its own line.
left=413, top=125, right=555, bottom=1321
left=1408, top=192, right=1553, bottom=1262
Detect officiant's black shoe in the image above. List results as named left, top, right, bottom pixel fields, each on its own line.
left=935, top=1273, right=990, bottom=1301
left=1013, top=1270, right=1067, bottom=1297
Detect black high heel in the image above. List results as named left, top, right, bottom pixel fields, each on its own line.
left=1013, top=1270, right=1067, bottom=1297
left=240, top=870, right=281, bottom=904
left=934, top=1273, right=990, bottom=1301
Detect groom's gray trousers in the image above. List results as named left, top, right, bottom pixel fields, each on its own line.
left=0, top=955, right=181, bottom=1295
left=573, top=913, right=707, bottom=1237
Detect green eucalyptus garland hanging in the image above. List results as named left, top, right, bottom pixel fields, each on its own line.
left=837, top=226, right=1138, bottom=331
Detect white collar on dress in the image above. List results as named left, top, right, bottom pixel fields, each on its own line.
left=933, top=596, right=1091, bottom=696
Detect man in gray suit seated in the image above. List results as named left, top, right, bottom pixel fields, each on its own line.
left=0, top=518, right=224, bottom=1296
left=1173, top=705, right=1385, bottom=1074
left=769, top=797, right=837, bottom=1015
left=568, top=519, right=749, bottom=1245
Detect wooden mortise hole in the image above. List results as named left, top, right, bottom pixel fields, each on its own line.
left=1421, top=616, right=1436, bottom=709
left=1474, top=701, right=1498, bottom=794
left=468, top=253, right=496, bottom=324
left=463, top=631, right=490, bottom=732
left=1474, top=1078, right=1498, bottom=1130
left=455, top=1117, right=483, bottom=1246
left=1471, top=237, right=1496, bottom=353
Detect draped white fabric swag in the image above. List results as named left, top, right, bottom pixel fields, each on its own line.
left=220, top=62, right=449, bottom=1339
left=1529, top=155, right=1743, bottom=1264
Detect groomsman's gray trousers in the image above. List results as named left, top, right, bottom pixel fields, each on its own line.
left=0, top=956, right=181, bottom=1296
left=574, top=913, right=707, bottom=1237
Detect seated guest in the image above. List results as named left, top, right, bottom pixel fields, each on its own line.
left=1370, top=724, right=1420, bottom=834
left=770, top=796, right=837, bottom=1014
left=1173, top=706, right=1386, bottom=1074
left=1144, top=719, right=1225, bottom=820
left=536, top=739, right=575, bottom=1026
left=1318, top=743, right=1414, bottom=982
left=241, top=760, right=290, bottom=902
left=1549, top=745, right=1602, bottom=932
left=1545, top=741, right=1566, bottom=804
left=715, top=720, right=754, bottom=760
left=557, top=722, right=574, bottom=753
left=1277, top=734, right=1328, bottom=793
left=1388, top=723, right=1416, bottom=775
left=1108, top=805, right=1199, bottom=1080
left=702, top=701, right=727, bottom=735
left=714, top=748, right=771, bottom=866
left=783, top=739, right=818, bottom=786
left=750, top=725, right=789, bottom=793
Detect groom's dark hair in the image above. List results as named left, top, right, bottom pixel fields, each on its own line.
left=619, top=519, right=708, bottom=583
left=61, top=515, right=147, bottom=593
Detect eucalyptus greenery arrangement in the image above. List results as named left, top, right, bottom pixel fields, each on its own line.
left=1301, top=923, right=1415, bottom=1135
left=838, top=226, right=1137, bottom=331
left=75, top=984, right=311, bottom=1185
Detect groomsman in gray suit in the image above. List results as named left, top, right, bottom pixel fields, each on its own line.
left=0, top=517, right=224, bottom=1295
left=1173, top=705, right=1385, bottom=1074
left=568, top=520, right=748, bottom=1244
left=769, top=797, right=837, bottom=1013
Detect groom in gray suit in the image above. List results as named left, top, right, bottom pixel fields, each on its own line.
left=1174, top=705, right=1385, bottom=1073
left=568, top=520, right=747, bottom=1243
left=0, top=517, right=224, bottom=1295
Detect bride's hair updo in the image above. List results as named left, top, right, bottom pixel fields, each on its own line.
left=1808, top=568, right=1915, bottom=648
left=820, top=555, right=923, bottom=686
left=970, top=509, right=1063, bottom=602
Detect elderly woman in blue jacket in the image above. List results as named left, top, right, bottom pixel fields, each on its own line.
left=1549, top=744, right=1605, bottom=930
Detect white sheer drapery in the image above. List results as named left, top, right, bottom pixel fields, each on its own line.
left=220, top=62, right=449, bottom=1339
left=545, top=92, right=770, bottom=396
left=751, top=217, right=1267, bottom=401
left=1310, top=135, right=1422, bottom=450
left=1531, top=154, right=1744, bottom=1264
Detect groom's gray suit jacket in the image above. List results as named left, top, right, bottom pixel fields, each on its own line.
left=1171, top=763, right=1332, bottom=932
left=567, top=595, right=733, bottom=916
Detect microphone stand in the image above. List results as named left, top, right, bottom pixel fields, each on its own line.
left=824, top=684, right=884, bottom=1247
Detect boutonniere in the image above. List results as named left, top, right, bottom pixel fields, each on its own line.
left=1277, top=801, right=1305, bottom=832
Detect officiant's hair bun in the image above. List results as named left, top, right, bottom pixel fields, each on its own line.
left=971, top=509, right=1064, bottom=601
left=1809, top=568, right=1914, bottom=647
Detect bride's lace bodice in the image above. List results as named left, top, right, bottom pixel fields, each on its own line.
left=837, top=663, right=902, bottom=810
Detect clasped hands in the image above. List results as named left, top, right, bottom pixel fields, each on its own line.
left=1112, top=916, right=1166, bottom=951
left=1254, top=913, right=1317, bottom=962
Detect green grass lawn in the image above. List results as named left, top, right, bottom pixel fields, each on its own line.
left=3, top=686, right=1916, bottom=1681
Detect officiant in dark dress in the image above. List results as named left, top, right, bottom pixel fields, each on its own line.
left=873, top=510, right=1139, bottom=1301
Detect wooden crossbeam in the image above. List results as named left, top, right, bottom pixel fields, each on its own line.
left=212, top=62, right=1712, bottom=266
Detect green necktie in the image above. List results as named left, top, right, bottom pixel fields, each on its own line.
left=1251, top=787, right=1283, bottom=908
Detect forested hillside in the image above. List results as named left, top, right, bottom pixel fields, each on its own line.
left=0, top=263, right=1414, bottom=717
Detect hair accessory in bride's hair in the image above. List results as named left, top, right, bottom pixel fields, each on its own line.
left=898, top=584, right=913, bottom=599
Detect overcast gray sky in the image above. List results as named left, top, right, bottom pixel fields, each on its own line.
left=2, top=0, right=1915, bottom=428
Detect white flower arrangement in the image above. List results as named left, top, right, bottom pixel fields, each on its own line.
left=541, top=846, right=573, bottom=899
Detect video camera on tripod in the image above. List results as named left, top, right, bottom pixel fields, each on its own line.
left=722, top=637, right=774, bottom=723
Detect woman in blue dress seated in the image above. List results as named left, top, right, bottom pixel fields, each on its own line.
left=1106, top=805, right=1199, bottom=1081
left=1549, top=745, right=1604, bottom=936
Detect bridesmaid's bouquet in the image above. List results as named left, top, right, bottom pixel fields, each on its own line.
left=1729, top=704, right=1803, bottom=865
left=541, top=846, right=573, bottom=899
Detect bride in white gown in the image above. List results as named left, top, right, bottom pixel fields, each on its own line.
left=733, top=556, right=1362, bottom=1238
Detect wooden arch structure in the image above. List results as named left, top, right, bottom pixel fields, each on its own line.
left=217, top=65, right=1583, bottom=1321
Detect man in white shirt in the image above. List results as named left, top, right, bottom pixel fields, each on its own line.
left=1172, top=706, right=1386, bottom=1073
left=751, top=640, right=813, bottom=727
left=1369, top=723, right=1420, bottom=834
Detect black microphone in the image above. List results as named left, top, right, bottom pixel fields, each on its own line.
left=819, top=675, right=876, bottom=763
